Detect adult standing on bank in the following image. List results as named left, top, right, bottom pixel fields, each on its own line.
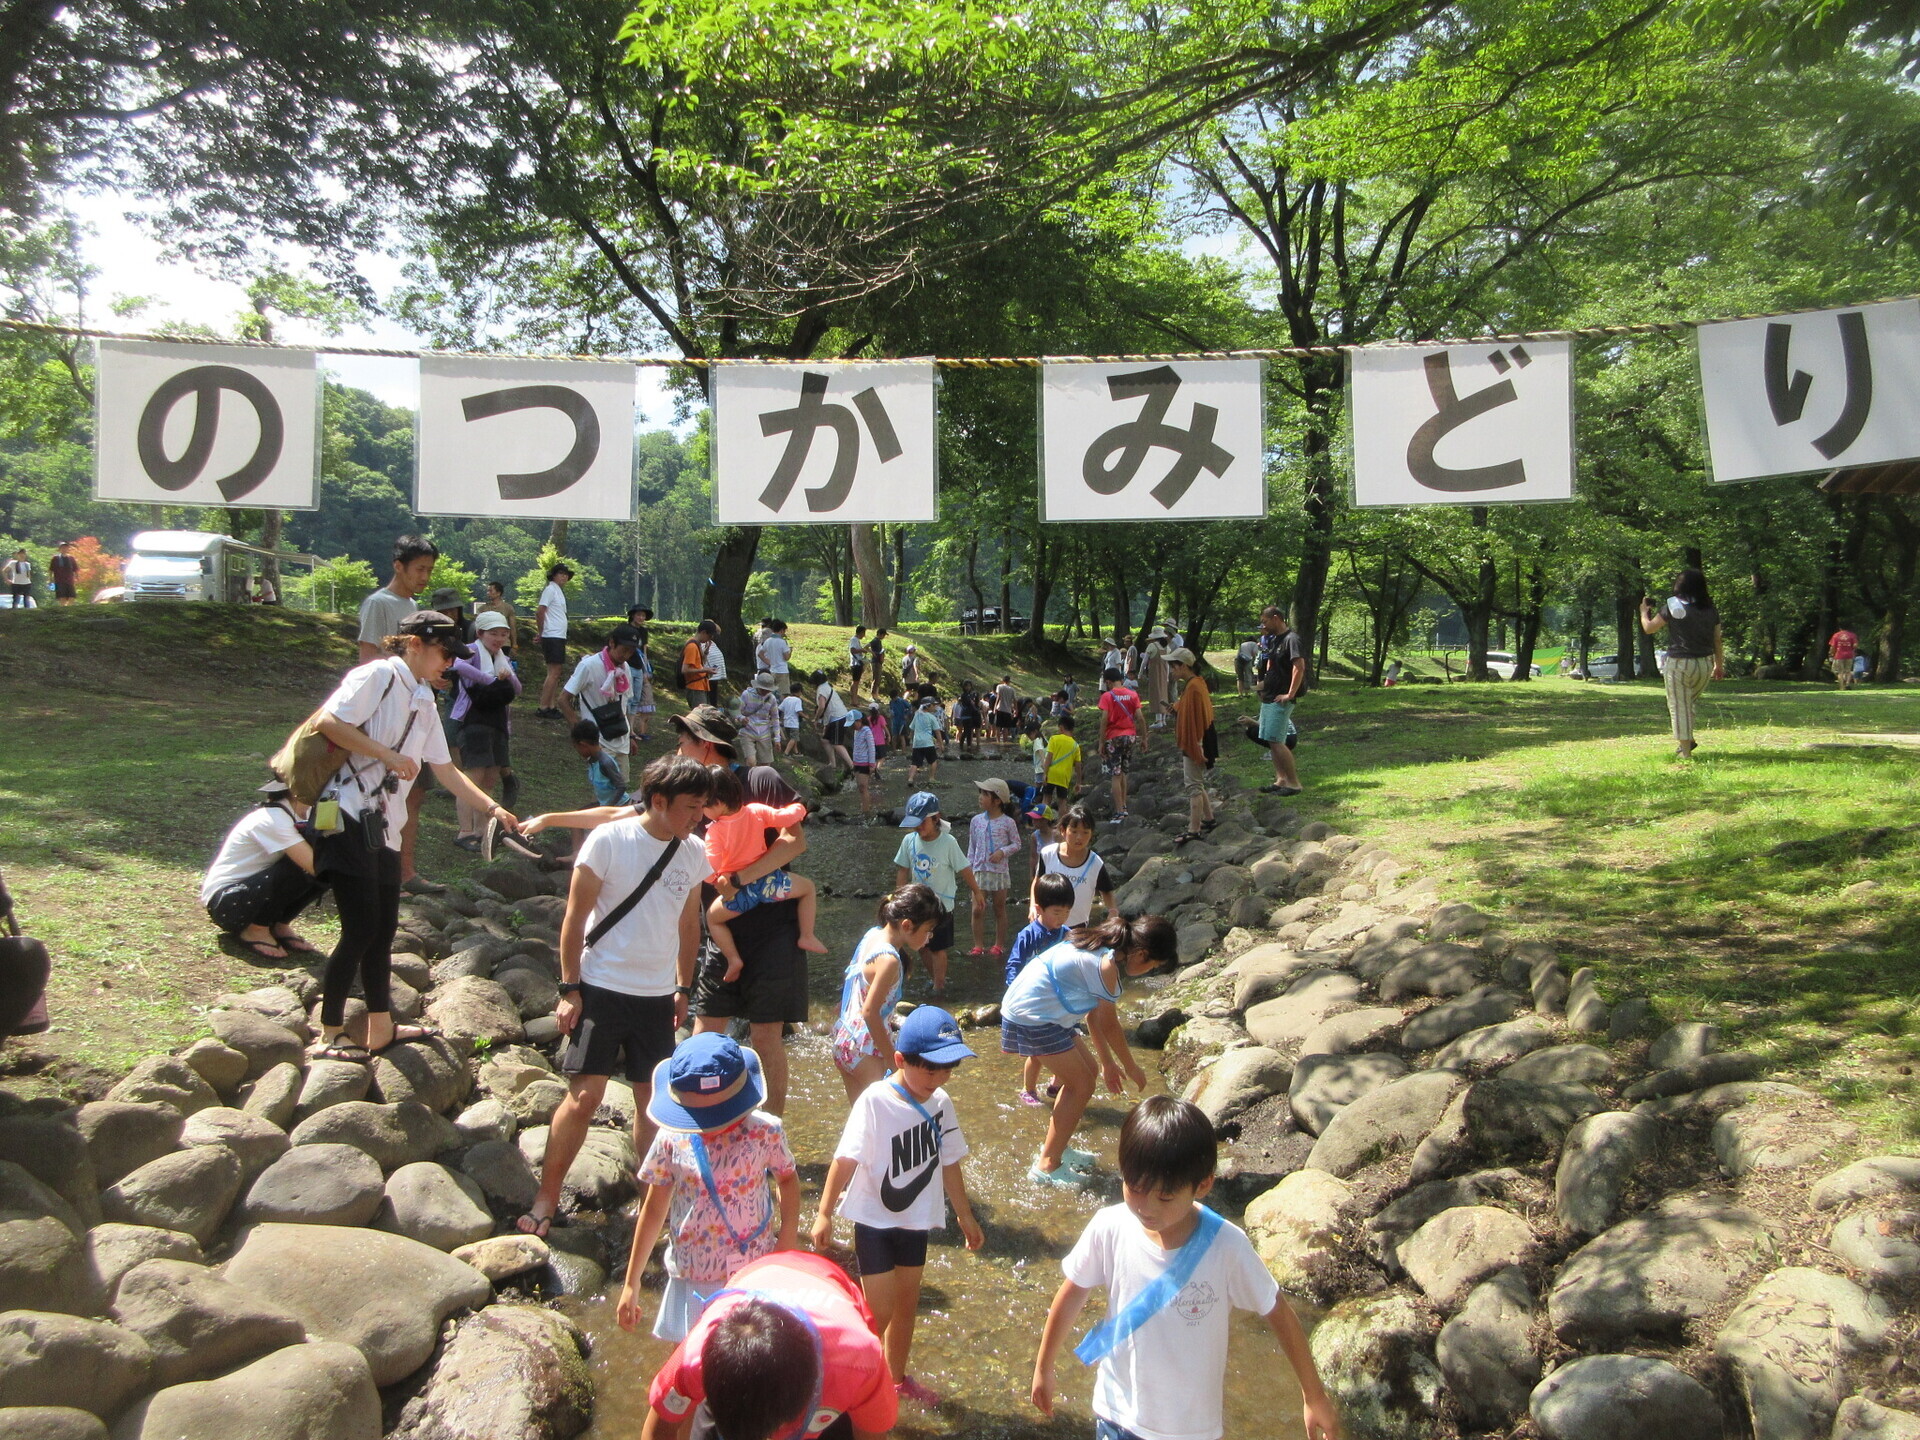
left=535, top=563, right=574, bottom=718
left=310, top=611, right=517, bottom=1061
left=522, top=754, right=714, bottom=1237
left=849, top=625, right=870, bottom=699
left=563, top=623, right=643, bottom=784
left=1256, top=605, right=1305, bottom=796
left=756, top=618, right=791, bottom=681
left=358, top=535, right=441, bottom=894
left=1169, top=648, right=1215, bottom=844
left=901, top=643, right=922, bottom=689
left=485, top=580, right=519, bottom=656
left=813, top=669, right=856, bottom=773
left=673, top=707, right=813, bottom=1116
left=1640, top=568, right=1725, bottom=760
left=868, top=627, right=887, bottom=692
left=449, top=611, right=522, bottom=852
left=49, top=543, right=78, bottom=606
left=739, top=673, right=782, bottom=767
left=3, top=549, right=32, bottom=608
left=1141, top=627, right=1172, bottom=730
left=1828, top=623, right=1860, bottom=690
left=681, top=620, right=717, bottom=702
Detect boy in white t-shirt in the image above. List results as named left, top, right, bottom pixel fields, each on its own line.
left=813, top=1006, right=984, bottom=1410
left=1032, top=1096, right=1341, bottom=1440
left=778, top=685, right=804, bottom=754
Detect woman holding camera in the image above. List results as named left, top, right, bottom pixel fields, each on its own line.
left=310, top=610, right=518, bottom=1062
left=1640, top=568, right=1725, bottom=760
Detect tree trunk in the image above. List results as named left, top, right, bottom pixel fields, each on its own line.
left=1288, top=363, right=1342, bottom=688
left=1000, top=526, right=1014, bottom=633
left=1111, top=560, right=1131, bottom=642
left=850, top=523, right=890, bottom=627
left=1875, top=499, right=1920, bottom=681
left=1615, top=583, right=1639, bottom=681
left=1464, top=508, right=1496, bottom=681
left=1024, top=527, right=1054, bottom=643
left=260, top=509, right=283, bottom=587
left=1510, top=562, right=1547, bottom=682
left=965, top=534, right=986, bottom=634
left=888, top=525, right=906, bottom=626
left=708, top=527, right=761, bottom=675
left=548, top=519, right=569, bottom=555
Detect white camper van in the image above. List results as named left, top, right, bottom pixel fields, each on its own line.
left=121, top=531, right=316, bottom=605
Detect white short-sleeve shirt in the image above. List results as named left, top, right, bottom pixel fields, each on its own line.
left=575, top=820, right=712, bottom=996
left=760, top=634, right=791, bottom=674
left=831, top=1079, right=967, bottom=1233
left=320, top=657, right=452, bottom=847
left=538, top=582, right=569, bottom=638
left=564, top=652, right=632, bottom=755
left=1062, top=1205, right=1279, bottom=1440
left=200, top=806, right=306, bottom=902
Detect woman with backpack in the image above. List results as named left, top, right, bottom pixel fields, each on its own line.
left=450, top=611, right=522, bottom=852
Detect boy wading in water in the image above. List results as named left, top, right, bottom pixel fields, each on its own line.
left=1033, top=1095, right=1343, bottom=1440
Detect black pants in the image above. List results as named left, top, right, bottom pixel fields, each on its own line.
left=319, top=838, right=399, bottom=1027
left=206, top=857, right=326, bottom=935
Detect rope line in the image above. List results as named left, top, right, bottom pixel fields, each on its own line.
left=2, top=295, right=1913, bottom=366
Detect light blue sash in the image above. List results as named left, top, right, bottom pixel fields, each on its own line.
left=1074, top=1207, right=1224, bottom=1365
left=687, top=1133, right=773, bottom=1255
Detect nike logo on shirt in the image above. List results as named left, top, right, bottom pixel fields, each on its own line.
left=878, top=1119, right=940, bottom=1212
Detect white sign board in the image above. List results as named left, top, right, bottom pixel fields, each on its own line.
left=1350, top=341, right=1573, bottom=506
left=416, top=357, right=637, bottom=520
left=1697, top=299, right=1920, bottom=482
left=94, top=341, right=319, bottom=509
left=711, top=362, right=938, bottom=524
left=1040, top=359, right=1265, bottom=521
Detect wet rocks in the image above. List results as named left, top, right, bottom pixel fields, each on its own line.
left=0, top=1309, right=153, bottom=1414
left=1530, top=1354, right=1723, bottom=1440
left=1288, top=1052, right=1407, bottom=1136
left=1309, top=1291, right=1445, bottom=1440
left=516, top=1126, right=636, bottom=1209
left=1399, top=1205, right=1536, bottom=1308
left=110, top=1257, right=307, bottom=1387
left=1245, top=1169, right=1352, bottom=1295
left=113, top=1339, right=380, bottom=1440
left=1435, top=1267, right=1538, bottom=1430
left=1161, top=1016, right=1249, bottom=1087
left=452, top=1233, right=551, bottom=1283
left=240, top=1143, right=386, bottom=1227
left=376, top=1162, right=495, bottom=1251
left=1308, top=1070, right=1463, bottom=1178
left=391, top=1304, right=591, bottom=1440
left=1550, top=1193, right=1774, bottom=1344
left=100, top=1144, right=243, bottom=1244
left=1186, top=1046, right=1291, bottom=1130
left=1556, top=1110, right=1663, bottom=1235
left=1715, top=1267, right=1891, bottom=1440
left=223, top=1222, right=494, bottom=1385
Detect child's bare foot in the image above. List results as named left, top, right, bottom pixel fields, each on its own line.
left=797, top=933, right=828, bottom=954
left=723, top=958, right=744, bottom=982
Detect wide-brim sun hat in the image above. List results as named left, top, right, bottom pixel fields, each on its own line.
left=673, top=706, right=738, bottom=755
left=753, top=672, right=776, bottom=691
left=646, top=1032, right=767, bottom=1132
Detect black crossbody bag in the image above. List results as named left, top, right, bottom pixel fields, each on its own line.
left=585, top=835, right=686, bottom=949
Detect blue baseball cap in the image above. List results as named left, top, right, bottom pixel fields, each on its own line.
left=646, top=1032, right=766, bottom=1133
left=896, top=1006, right=975, bottom=1065
left=900, top=791, right=941, bottom=827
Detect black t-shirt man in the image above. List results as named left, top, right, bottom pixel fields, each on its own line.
left=1259, top=628, right=1306, bottom=704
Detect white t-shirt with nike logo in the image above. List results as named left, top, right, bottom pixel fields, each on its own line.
left=831, top=1079, right=967, bottom=1233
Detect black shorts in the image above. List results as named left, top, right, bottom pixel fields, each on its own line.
left=540, top=636, right=567, bottom=665
left=559, top=983, right=677, bottom=1082
left=458, top=723, right=510, bottom=769
left=691, top=898, right=808, bottom=1024
left=929, top=907, right=954, bottom=953
left=1042, top=783, right=1072, bottom=804
left=911, top=746, right=937, bottom=768
left=854, top=1223, right=929, bottom=1275
left=849, top=661, right=865, bottom=678
left=53, top=584, right=75, bottom=600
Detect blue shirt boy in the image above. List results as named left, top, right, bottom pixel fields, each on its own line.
left=586, top=747, right=628, bottom=806
left=1004, top=918, right=1069, bottom=988
left=889, top=695, right=911, bottom=734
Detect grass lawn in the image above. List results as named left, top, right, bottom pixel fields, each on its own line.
left=0, top=606, right=1098, bottom=1091
left=1206, top=671, right=1920, bottom=1149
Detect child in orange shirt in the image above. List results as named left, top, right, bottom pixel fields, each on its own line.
left=705, top=765, right=828, bottom=979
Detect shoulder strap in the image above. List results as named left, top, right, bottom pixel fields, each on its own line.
left=1074, top=1207, right=1225, bottom=1365
left=586, top=834, right=686, bottom=949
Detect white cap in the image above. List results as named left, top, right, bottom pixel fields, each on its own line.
left=473, top=611, right=509, bottom=632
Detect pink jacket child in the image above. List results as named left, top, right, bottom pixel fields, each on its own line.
left=703, top=772, right=827, bottom=981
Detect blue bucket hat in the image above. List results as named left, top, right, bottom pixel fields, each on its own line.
left=896, top=1006, right=976, bottom=1065
left=900, top=791, right=941, bottom=827
left=646, top=1032, right=767, bottom=1133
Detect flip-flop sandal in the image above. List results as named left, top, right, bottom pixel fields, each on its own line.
left=515, top=1211, right=553, bottom=1238
left=308, top=1041, right=371, bottom=1064
left=272, top=932, right=321, bottom=954
left=1173, top=831, right=1203, bottom=846
left=237, top=937, right=289, bottom=961
left=381, top=1025, right=441, bottom=1048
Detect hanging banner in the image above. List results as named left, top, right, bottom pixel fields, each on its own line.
left=416, top=357, right=636, bottom=521
left=1697, top=299, right=1920, bottom=482
left=94, top=341, right=320, bottom=509
left=711, top=361, right=938, bottom=524
left=1040, top=359, right=1265, bottom=521
left=1349, top=340, right=1574, bottom=506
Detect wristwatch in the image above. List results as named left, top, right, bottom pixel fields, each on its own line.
left=556, top=982, right=581, bottom=996
left=674, top=985, right=693, bottom=997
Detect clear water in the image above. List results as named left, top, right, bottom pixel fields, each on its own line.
left=566, top=812, right=1311, bottom=1440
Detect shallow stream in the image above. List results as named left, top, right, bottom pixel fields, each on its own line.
left=565, top=796, right=1311, bottom=1440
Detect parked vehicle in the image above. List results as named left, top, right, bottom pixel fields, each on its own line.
left=122, top=532, right=316, bottom=605
left=959, top=606, right=1030, bottom=635
left=1574, top=653, right=1622, bottom=680
left=1485, top=651, right=1543, bottom=680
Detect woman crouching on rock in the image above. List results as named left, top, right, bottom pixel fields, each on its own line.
left=309, top=610, right=518, bottom=1063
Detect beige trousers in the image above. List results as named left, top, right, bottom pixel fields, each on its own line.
left=1663, top=655, right=1714, bottom=746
